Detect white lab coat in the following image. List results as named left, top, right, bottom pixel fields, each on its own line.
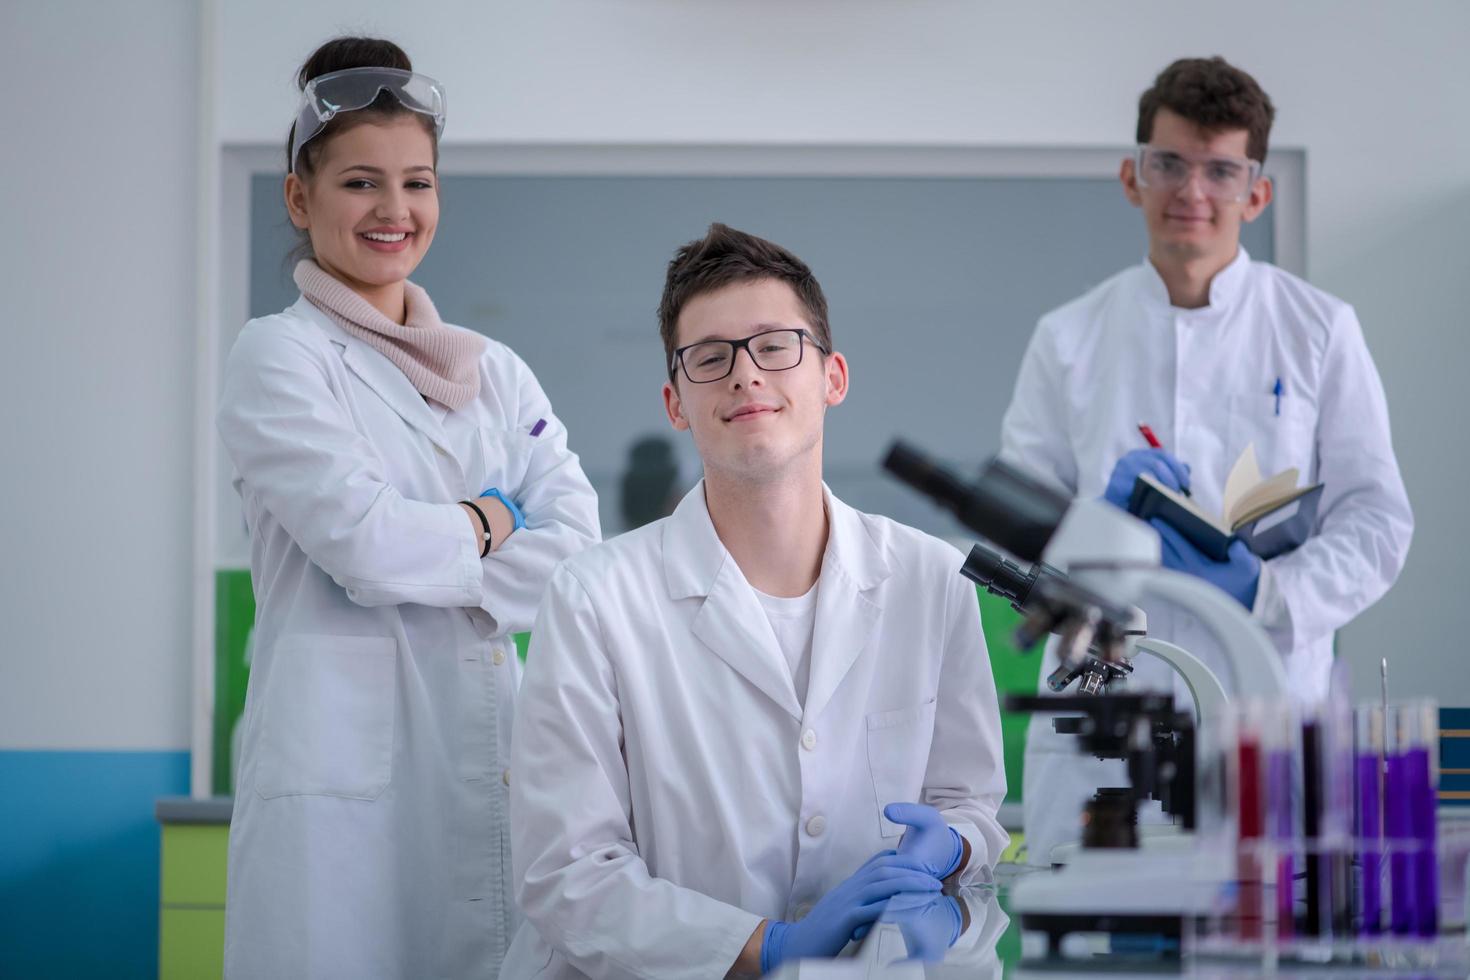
left=1000, top=249, right=1413, bottom=865
left=217, top=296, right=600, bottom=979
left=504, top=484, right=1009, bottom=979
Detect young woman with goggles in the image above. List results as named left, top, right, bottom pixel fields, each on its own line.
left=217, top=35, right=600, bottom=979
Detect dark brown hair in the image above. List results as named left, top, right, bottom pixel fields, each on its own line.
left=658, top=223, right=832, bottom=382
left=1137, top=57, right=1275, bottom=163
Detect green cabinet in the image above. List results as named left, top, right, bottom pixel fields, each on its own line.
left=156, top=800, right=231, bottom=980
left=159, top=908, right=225, bottom=980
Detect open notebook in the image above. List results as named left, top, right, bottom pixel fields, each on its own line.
left=1126, top=444, right=1323, bottom=561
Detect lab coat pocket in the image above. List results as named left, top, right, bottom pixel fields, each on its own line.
left=255, top=634, right=397, bottom=800
left=475, top=426, right=534, bottom=500
left=1225, top=393, right=1316, bottom=481
left=866, top=697, right=939, bottom=839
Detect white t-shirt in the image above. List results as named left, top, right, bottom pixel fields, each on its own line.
left=754, top=581, right=818, bottom=708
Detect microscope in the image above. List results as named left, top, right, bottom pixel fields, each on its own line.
left=883, top=443, right=1289, bottom=955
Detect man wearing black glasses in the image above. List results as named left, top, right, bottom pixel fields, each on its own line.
left=503, top=223, right=1009, bottom=978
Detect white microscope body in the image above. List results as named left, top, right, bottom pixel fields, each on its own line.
left=880, top=446, right=1290, bottom=954
left=1010, top=497, right=1288, bottom=947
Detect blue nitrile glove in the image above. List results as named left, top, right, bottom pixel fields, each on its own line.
left=878, top=891, right=965, bottom=962
left=759, top=851, right=940, bottom=974
left=1151, top=518, right=1260, bottom=610
left=884, top=802, right=965, bottom=879
left=1103, top=449, right=1192, bottom=510
left=479, top=487, right=526, bottom=530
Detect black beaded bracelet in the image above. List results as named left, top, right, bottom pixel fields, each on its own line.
left=461, top=499, right=492, bottom=557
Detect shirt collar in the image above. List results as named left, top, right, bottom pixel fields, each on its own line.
left=662, top=480, right=890, bottom=600
left=1139, top=245, right=1252, bottom=313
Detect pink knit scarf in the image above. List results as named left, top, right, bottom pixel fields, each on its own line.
left=295, top=260, right=484, bottom=410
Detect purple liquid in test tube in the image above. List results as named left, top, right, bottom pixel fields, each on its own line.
left=1356, top=704, right=1384, bottom=936
left=1355, top=740, right=1382, bottom=934
left=1268, top=746, right=1295, bottom=938
left=1386, top=749, right=1416, bottom=934
left=1406, top=745, right=1438, bottom=936
left=1387, top=700, right=1440, bottom=938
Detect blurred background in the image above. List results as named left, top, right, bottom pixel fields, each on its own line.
left=2, top=2, right=1466, bottom=975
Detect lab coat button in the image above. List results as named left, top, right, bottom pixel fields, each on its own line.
left=492, top=649, right=506, bottom=666
left=793, top=903, right=812, bottom=920
left=806, top=815, right=827, bottom=838
left=502, top=768, right=511, bottom=786
left=801, top=729, right=817, bottom=751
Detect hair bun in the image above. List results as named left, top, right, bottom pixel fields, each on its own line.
left=297, top=36, right=412, bottom=90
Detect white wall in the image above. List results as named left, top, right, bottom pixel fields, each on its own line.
left=216, top=0, right=1470, bottom=703
left=0, top=0, right=199, bottom=749
left=3, top=0, right=1464, bottom=757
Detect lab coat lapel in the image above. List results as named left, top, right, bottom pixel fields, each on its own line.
left=804, top=490, right=890, bottom=723
left=298, top=298, right=455, bottom=456
left=664, top=484, right=803, bottom=721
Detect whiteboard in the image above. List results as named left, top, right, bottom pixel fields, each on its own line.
left=244, top=166, right=1278, bottom=538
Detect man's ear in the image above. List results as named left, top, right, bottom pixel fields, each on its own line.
left=663, top=380, right=690, bottom=431
left=284, top=173, right=311, bottom=230
left=1120, top=156, right=1143, bottom=208
left=1241, top=175, right=1273, bottom=223
left=824, top=351, right=849, bottom=408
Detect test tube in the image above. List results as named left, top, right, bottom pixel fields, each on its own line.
left=1264, top=704, right=1296, bottom=940
left=1237, top=703, right=1265, bottom=940
left=1324, top=665, right=1356, bottom=936
left=1196, top=707, right=1240, bottom=948
left=1387, top=699, right=1439, bottom=937
left=1407, top=700, right=1439, bottom=937
left=1302, top=714, right=1325, bottom=936
left=1355, top=704, right=1384, bottom=936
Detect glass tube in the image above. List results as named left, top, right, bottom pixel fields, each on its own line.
left=1355, top=704, right=1384, bottom=936
left=1387, top=699, right=1439, bottom=938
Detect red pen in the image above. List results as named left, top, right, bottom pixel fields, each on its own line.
left=1137, top=422, right=1191, bottom=497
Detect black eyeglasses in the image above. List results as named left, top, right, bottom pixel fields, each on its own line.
left=671, top=328, right=830, bottom=384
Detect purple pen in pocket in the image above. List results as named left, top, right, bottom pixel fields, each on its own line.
left=529, top=418, right=547, bottom=437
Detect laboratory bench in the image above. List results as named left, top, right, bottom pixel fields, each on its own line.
left=155, top=796, right=1465, bottom=979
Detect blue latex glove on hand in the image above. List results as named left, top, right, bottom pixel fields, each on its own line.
left=479, top=488, right=526, bottom=530
left=760, top=851, right=940, bottom=974
left=1152, top=518, right=1261, bottom=610
left=1103, top=449, right=1192, bottom=510
left=880, top=891, right=966, bottom=962
left=884, top=802, right=964, bottom=879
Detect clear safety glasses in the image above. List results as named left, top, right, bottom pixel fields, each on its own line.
left=1135, top=144, right=1263, bottom=203
left=291, top=67, right=446, bottom=172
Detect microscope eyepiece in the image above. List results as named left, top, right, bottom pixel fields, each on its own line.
left=882, top=442, right=1070, bottom=563
left=961, top=544, right=1044, bottom=610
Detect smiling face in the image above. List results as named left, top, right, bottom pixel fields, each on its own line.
left=662, top=278, right=848, bottom=482
left=284, top=114, right=439, bottom=297
left=1121, top=108, right=1271, bottom=267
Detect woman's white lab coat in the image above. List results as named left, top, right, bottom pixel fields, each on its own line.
left=1000, top=249, right=1413, bottom=865
left=504, top=484, right=1009, bottom=979
left=217, top=297, right=600, bottom=978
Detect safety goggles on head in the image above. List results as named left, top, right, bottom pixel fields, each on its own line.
left=291, top=67, right=446, bottom=173
left=1135, top=144, right=1263, bottom=203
